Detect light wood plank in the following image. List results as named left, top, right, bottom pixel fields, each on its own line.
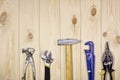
left=102, top=0, right=120, bottom=79
left=81, top=0, right=101, bottom=80
left=19, top=0, right=40, bottom=80
left=0, top=0, right=19, bottom=80
left=40, top=0, right=61, bottom=80
left=60, top=0, right=81, bottom=80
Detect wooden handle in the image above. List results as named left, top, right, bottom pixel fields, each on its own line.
left=66, top=45, right=73, bottom=80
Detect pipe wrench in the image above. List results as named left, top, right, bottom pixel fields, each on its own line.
left=22, top=47, right=36, bottom=80
left=84, top=41, right=95, bottom=80
left=41, top=50, right=53, bottom=80
left=101, top=42, right=115, bottom=80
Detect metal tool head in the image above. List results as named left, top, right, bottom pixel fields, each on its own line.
left=57, top=38, right=81, bottom=45
left=102, top=41, right=113, bottom=64
left=84, top=41, right=94, bottom=54
left=41, top=50, right=53, bottom=64
left=105, top=41, right=110, bottom=51
left=22, top=47, right=35, bottom=54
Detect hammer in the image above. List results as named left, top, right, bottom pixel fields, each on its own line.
left=57, top=39, right=81, bottom=80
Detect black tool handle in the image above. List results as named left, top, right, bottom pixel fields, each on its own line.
left=108, top=64, right=113, bottom=80
left=45, top=66, right=50, bottom=80
left=109, top=69, right=115, bottom=80
left=109, top=71, right=113, bottom=80
left=103, top=69, right=106, bottom=80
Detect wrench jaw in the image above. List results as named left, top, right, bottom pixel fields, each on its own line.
left=85, top=41, right=94, bottom=54
left=41, top=50, right=48, bottom=60
left=41, top=51, right=54, bottom=67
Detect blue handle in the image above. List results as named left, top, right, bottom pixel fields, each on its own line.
left=84, top=41, right=95, bottom=80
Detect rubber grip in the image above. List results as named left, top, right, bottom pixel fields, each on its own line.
left=45, top=66, right=50, bottom=80
left=101, top=69, right=105, bottom=80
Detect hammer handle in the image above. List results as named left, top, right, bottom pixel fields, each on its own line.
left=66, top=45, right=73, bottom=80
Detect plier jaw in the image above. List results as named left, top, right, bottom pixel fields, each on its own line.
left=102, top=42, right=113, bottom=64
left=22, top=47, right=35, bottom=54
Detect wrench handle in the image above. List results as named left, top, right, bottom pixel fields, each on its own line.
left=45, top=66, right=50, bottom=80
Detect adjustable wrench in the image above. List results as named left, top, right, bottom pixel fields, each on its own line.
left=41, top=50, right=53, bottom=80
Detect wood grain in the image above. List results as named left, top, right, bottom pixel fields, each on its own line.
left=81, top=0, right=101, bottom=80
left=102, top=0, right=120, bottom=79
left=40, top=0, right=61, bottom=80
left=19, top=0, right=40, bottom=80
left=0, top=0, right=120, bottom=80
left=60, top=0, right=81, bottom=80
left=0, top=0, right=19, bottom=80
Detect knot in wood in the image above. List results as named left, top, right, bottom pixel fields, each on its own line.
left=28, top=32, right=33, bottom=39
left=72, top=15, right=77, bottom=25
left=103, top=32, right=107, bottom=37
left=91, top=7, right=97, bottom=16
left=116, top=35, right=120, bottom=44
left=0, top=11, right=7, bottom=25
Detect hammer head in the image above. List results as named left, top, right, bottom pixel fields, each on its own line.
left=57, top=39, right=81, bottom=45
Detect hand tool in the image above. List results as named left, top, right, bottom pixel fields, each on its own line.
left=101, top=42, right=115, bottom=80
left=41, top=50, right=53, bottom=80
left=84, top=41, right=95, bottom=80
left=57, top=38, right=81, bottom=80
left=22, top=47, right=36, bottom=80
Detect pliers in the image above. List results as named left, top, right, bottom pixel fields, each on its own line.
left=101, top=42, right=115, bottom=80
left=41, top=50, right=53, bottom=80
left=84, top=41, right=95, bottom=80
left=22, top=47, right=36, bottom=80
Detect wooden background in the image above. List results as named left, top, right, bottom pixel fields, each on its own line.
left=0, top=0, right=120, bottom=80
